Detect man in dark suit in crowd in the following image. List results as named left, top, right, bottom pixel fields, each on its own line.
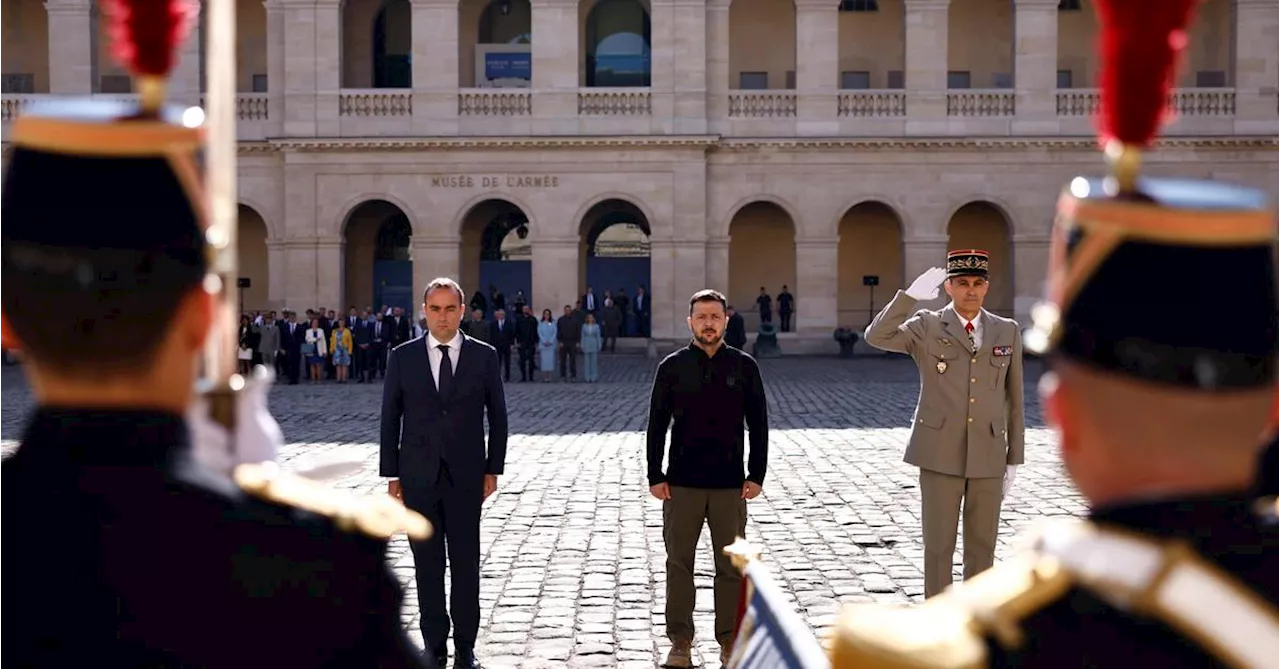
left=490, top=308, right=516, bottom=383
left=353, top=309, right=374, bottom=383
left=279, top=310, right=303, bottom=384
left=515, top=305, right=538, bottom=382
left=634, top=285, right=651, bottom=337
left=381, top=277, right=509, bottom=669
left=724, top=305, right=747, bottom=350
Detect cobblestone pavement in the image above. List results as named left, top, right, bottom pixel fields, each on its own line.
left=1, top=354, right=1085, bottom=668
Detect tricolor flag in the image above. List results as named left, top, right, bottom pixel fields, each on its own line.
left=725, top=558, right=831, bottom=669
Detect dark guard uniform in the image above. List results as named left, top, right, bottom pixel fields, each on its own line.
left=826, top=0, right=1278, bottom=667
left=0, top=1, right=432, bottom=665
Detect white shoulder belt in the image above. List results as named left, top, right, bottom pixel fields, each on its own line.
left=1036, top=521, right=1279, bottom=669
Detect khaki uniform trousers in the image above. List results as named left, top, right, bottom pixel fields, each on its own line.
left=920, top=468, right=1003, bottom=598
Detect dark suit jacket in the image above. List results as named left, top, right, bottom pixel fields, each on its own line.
left=280, top=321, right=303, bottom=354
left=515, top=316, right=538, bottom=348
left=4, top=407, right=426, bottom=668
left=379, top=334, right=508, bottom=491
left=490, top=318, right=516, bottom=348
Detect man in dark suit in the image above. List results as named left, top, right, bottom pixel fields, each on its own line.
left=370, top=312, right=390, bottom=380
left=489, top=308, right=516, bottom=383
left=0, top=64, right=430, bottom=667
left=279, top=311, right=303, bottom=384
left=353, top=309, right=374, bottom=383
left=515, top=305, right=538, bottom=382
left=381, top=277, right=509, bottom=669
left=724, top=305, right=747, bottom=350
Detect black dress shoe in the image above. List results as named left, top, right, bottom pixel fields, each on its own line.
left=429, top=647, right=447, bottom=667
left=453, top=651, right=482, bottom=669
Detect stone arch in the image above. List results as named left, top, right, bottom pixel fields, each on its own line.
left=457, top=197, right=536, bottom=314
left=718, top=193, right=802, bottom=239
left=238, top=196, right=279, bottom=240
left=451, top=191, right=540, bottom=236
left=582, top=0, right=652, bottom=87
left=336, top=192, right=419, bottom=239
left=461, top=0, right=533, bottom=87
left=727, top=200, right=797, bottom=332
left=942, top=195, right=1016, bottom=236
left=236, top=204, right=271, bottom=312
left=342, top=199, right=415, bottom=316
left=826, top=197, right=908, bottom=238
left=570, top=192, right=661, bottom=237
left=835, top=201, right=904, bottom=329
left=946, top=201, right=1015, bottom=317
left=576, top=198, right=653, bottom=335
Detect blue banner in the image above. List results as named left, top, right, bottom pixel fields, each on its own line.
left=484, top=52, right=531, bottom=81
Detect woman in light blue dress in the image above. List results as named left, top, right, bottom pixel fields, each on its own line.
left=537, top=309, right=557, bottom=382
left=580, top=313, right=602, bottom=382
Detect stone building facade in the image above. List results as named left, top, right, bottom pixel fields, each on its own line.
left=3, top=0, right=1275, bottom=350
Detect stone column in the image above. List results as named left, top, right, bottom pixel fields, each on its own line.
left=412, top=0, right=459, bottom=135
left=705, top=236, right=730, bottom=296
left=266, top=239, right=289, bottom=306
left=531, top=236, right=580, bottom=314
left=1011, top=0, right=1057, bottom=134
left=649, top=240, right=679, bottom=339
left=45, top=0, right=95, bottom=94
left=648, top=0, right=676, bottom=127
left=794, top=0, right=838, bottom=135
left=411, top=236, right=462, bottom=309
left=531, top=0, right=579, bottom=134
left=902, top=0, right=949, bottom=134
left=668, top=0, right=707, bottom=134
left=795, top=237, right=839, bottom=332
left=705, top=0, right=730, bottom=135
left=283, top=238, right=321, bottom=307
left=264, top=0, right=286, bottom=135
left=901, top=235, right=950, bottom=305
left=316, top=237, right=344, bottom=307
left=170, top=12, right=202, bottom=106
left=1011, top=234, right=1049, bottom=325
left=276, top=0, right=340, bottom=137
left=1234, top=0, right=1279, bottom=133
left=312, top=0, right=343, bottom=137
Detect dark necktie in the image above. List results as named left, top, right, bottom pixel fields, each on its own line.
left=437, top=345, right=454, bottom=398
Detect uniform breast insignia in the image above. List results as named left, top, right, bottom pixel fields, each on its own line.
left=936, top=359, right=949, bottom=374
left=233, top=461, right=432, bottom=541
left=829, top=551, right=1071, bottom=668
left=992, top=346, right=1012, bottom=357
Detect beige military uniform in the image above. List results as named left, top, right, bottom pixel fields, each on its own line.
left=865, top=289, right=1025, bottom=597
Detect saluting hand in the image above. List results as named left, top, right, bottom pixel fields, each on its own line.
left=905, top=267, right=948, bottom=301
left=741, top=482, right=762, bottom=500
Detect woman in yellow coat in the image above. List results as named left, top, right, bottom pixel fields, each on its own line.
left=330, top=319, right=354, bottom=383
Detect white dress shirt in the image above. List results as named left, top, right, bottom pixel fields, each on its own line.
left=426, top=331, right=462, bottom=391
left=954, top=309, right=983, bottom=350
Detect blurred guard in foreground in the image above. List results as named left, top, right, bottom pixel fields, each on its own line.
left=0, top=0, right=431, bottom=665
left=829, top=0, right=1279, bottom=667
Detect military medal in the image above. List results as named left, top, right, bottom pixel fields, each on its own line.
left=935, top=359, right=948, bottom=374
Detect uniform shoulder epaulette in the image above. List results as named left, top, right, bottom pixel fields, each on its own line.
left=1036, top=519, right=1279, bottom=669
left=233, top=461, right=432, bottom=541
left=828, top=550, right=1071, bottom=669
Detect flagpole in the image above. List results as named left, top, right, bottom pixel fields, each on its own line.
left=202, top=0, right=240, bottom=429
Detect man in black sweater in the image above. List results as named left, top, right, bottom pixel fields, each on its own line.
left=645, top=289, right=769, bottom=669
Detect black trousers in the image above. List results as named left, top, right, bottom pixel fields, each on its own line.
left=518, top=346, right=535, bottom=380
left=403, top=462, right=483, bottom=658
left=780, top=311, right=792, bottom=332
left=558, top=344, right=577, bottom=378
left=496, top=346, right=511, bottom=381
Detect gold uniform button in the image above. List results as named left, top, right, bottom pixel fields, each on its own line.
left=971, top=378, right=977, bottom=383
left=969, top=398, right=976, bottom=403
left=967, top=417, right=973, bottom=423
left=971, top=358, right=977, bottom=363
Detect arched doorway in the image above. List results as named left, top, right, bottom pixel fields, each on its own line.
left=463, top=0, right=532, bottom=87
left=578, top=199, right=651, bottom=336
left=836, top=202, right=903, bottom=329
left=373, top=0, right=412, bottom=88
left=583, top=0, right=651, bottom=87
left=343, top=200, right=414, bottom=314
left=728, top=201, right=796, bottom=332
left=946, top=202, right=1013, bottom=316
left=237, top=204, right=270, bottom=312
left=459, top=199, right=532, bottom=313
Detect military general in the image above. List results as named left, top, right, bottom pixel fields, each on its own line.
left=864, top=249, right=1025, bottom=598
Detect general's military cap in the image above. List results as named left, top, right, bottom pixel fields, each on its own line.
left=1023, top=0, right=1277, bottom=392
left=1, top=0, right=206, bottom=294
left=945, top=249, right=989, bottom=279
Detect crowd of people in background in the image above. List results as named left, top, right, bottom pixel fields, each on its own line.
left=236, top=282, right=654, bottom=385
